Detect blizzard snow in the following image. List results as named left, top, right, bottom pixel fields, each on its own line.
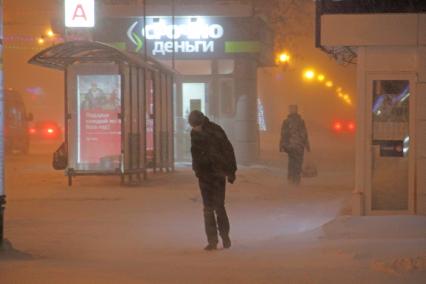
left=1, top=151, right=425, bottom=284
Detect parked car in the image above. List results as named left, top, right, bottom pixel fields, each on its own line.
left=5, top=89, right=32, bottom=154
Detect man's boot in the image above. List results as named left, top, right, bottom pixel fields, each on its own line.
left=204, top=243, right=217, bottom=251
left=222, top=236, right=231, bottom=249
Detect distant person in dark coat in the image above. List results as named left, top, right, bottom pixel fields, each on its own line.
left=279, top=105, right=310, bottom=185
left=188, top=110, right=237, bottom=251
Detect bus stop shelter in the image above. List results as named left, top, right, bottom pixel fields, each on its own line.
left=28, top=41, right=175, bottom=185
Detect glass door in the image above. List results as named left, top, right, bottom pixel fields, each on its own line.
left=182, top=83, right=206, bottom=121
left=177, top=82, right=207, bottom=161
left=369, top=78, right=414, bottom=212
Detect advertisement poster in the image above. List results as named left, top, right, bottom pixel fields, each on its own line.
left=373, top=140, right=404, bottom=158
left=77, top=75, right=121, bottom=169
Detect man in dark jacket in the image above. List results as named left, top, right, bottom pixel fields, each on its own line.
left=188, top=110, right=237, bottom=251
left=279, top=105, right=310, bottom=185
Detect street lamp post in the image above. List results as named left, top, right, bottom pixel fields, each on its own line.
left=0, top=196, right=4, bottom=247
left=0, top=0, right=4, bottom=247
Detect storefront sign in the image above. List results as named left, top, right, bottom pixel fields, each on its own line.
left=93, top=16, right=270, bottom=60
left=126, top=17, right=225, bottom=56
left=77, top=75, right=121, bottom=169
left=65, top=0, right=95, bottom=28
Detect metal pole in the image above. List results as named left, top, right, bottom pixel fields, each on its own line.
left=171, top=0, right=176, bottom=171
left=136, top=67, right=141, bottom=182
left=143, top=0, right=148, bottom=179
left=171, top=75, right=175, bottom=171
left=0, top=0, right=5, bottom=247
left=0, top=196, right=4, bottom=246
left=129, top=66, right=133, bottom=182
left=64, top=69, right=72, bottom=186
left=158, top=72, right=164, bottom=172
left=120, top=64, right=126, bottom=185
left=164, top=75, right=169, bottom=172
left=172, top=0, right=175, bottom=70
left=315, top=0, right=323, bottom=48
left=152, top=73, right=157, bottom=173
left=143, top=0, right=147, bottom=60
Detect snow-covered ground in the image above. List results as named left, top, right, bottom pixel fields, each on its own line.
left=1, top=152, right=425, bottom=284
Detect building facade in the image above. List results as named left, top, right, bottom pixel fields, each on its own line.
left=66, top=0, right=274, bottom=164
left=317, top=0, right=426, bottom=215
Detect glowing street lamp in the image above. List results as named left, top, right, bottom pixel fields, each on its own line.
left=317, top=74, right=325, bottom=82
left=37, top=37, right=45, bottom=45
left=325, top=80, right=333, bottom=87
left=46, top=29, right=55, bottom=38
left=336, top=87, right=342, bottom=93
left=345, top=98, right=352, bottom=105
left=278, top=52, right=290, bottom=64
left=303, top=69, right=315, bottom=80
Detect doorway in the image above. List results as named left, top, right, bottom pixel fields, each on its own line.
left=367, top=74, right=415, bottom=214
left=182, top=83, right=207, bottom=119
left=176, top=82, right=208, bottom=161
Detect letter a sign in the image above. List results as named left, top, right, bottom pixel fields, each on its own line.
left=65, top=0, right=95, bottom=28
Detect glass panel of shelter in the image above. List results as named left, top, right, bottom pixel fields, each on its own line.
left=146, top=70, right=155, bottom=168
left=129, top=66, right=140, bottom=171
left=160, top=73, right=168, bottom=171
left=138, top=68, right=146, bottom=175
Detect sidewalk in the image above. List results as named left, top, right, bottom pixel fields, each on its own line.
left=0, top=154, right=424, bottom=283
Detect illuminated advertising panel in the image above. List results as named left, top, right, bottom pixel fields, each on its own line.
left=77, top=75, right=121, bottom=170
left=65, top=0, right=95, bottom=28
left=126, top=17, right=225, bottom=57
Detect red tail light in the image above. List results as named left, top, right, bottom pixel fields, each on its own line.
left=347, top=122, right=355, bottom=131
left=333, top=121, right=342, bottom=132
left=43, top=126, right=59, bottom=138
left=29, top=128, right=36, bottom=134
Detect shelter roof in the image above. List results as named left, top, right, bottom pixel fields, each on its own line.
left=28, top=40, right=174, bottom=74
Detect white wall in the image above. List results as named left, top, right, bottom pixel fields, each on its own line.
left=321, top=14, right=420, bottom=47
left=364, top=47, right=417, bottom=72
left=416, top=47, right=426, bottom=214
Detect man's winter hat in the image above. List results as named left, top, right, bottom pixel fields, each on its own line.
left=188, top=110, right=205, bottom=127
left=289, top=104, right=298, bottom=114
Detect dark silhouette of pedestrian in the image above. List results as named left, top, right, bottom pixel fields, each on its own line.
left=279, top=105, right=310, bottom=185
left=188, top=110, right=237, bottom=251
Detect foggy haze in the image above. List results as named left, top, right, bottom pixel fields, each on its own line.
left=3, top=0, right=357, bottom=157
left=2, top=1, right=424, bottom=284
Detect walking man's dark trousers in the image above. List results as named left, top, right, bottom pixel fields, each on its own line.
left=199, top=176, right=230, bottom=246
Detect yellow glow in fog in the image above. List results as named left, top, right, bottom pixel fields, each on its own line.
left=47, top=29, right=54, bottom=38
left=303, top=69, right=315, bottom=80
left=278, top=52, right=290, bottom=63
